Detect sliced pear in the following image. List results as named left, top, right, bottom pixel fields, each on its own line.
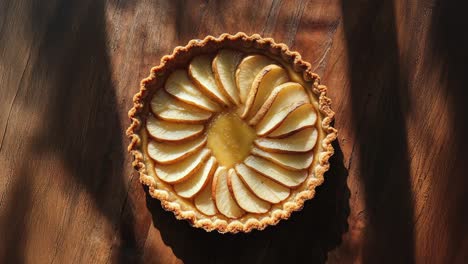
left=212, top=49, right=243, bottom=105
left=251, top=147, right=314, bottom=171
left=227, top=169, right=270, bottom=213
left=268, top=104, right=317, bottom=138
left=165, top=69, right=220, bottom=112
left=236, top=55, right=275, bottom=103
left=147, top=137, right=206, bottom=164
left=189, top=55, right=230, bottom=105
left=250, top=82, right=309, bottom=129
left=146, top=115, right=204, bottom=142
left=241, top=65, right=289, bottom=120
left=151, top=89, right=212, bottom=124
left=213, top=167, right=245, bottom=218
left=154, top=148, right=211, bottom=183
left=243, top=156, right=308, bottom=188
left=254, top=127, right=318, bottom=153
left=235, top=163, right=290, bottom=204
left=174, top=156, right=217, bottom=198
left=194, top=177, right=218, bottom=216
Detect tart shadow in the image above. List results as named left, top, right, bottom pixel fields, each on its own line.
left=147, top=141, right=349, bottom=264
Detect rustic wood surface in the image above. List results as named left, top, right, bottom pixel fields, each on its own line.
left=1, top=0, right=467, bottom=263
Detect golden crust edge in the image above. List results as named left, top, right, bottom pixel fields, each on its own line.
left=126, top=32, right=338, bottom=234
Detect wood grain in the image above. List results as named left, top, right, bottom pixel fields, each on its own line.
left=0, top=0, right=467, bottom=263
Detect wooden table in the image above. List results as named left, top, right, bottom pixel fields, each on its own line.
left=1, top=0, right=467, bottom=263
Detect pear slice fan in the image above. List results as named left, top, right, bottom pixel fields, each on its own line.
left=129, top=34, right=336, bottom=234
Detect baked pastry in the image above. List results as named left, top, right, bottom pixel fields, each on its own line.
left=127, top=33, right=337, bottom=233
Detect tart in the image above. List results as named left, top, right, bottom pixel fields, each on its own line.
left=127, top=33, right=337, bottom=233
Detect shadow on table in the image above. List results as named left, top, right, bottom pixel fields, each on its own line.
left=429, top=0, right=468, bottom=262
left=0, top=166, right=32, bottom=263
left=341, top=0, right=415, bottom=263
left=147, top=141, right=349, bottom=264
left=0, top=0, right=138, bottom=262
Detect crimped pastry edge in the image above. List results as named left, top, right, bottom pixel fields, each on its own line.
left=126, top=32, right=338, bottom=233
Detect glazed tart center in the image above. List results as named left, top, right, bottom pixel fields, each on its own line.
left=207, top=111, right=257, bottom=168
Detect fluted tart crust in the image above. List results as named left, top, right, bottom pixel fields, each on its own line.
left=127, top=33, right=337, bottom=233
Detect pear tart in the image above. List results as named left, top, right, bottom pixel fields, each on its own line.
left=127, top=33, right=337, bottom=233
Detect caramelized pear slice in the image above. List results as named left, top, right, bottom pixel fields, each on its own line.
left=189, top=55, right=230, bottom=105
left=151, top=89, right=212, bottom=124
left=212, top=49, right=243, bottom=105
left=228, top=169, right=270, bottom=213
left=254, top=127, right=318, bottom=153
left=251, top=147, right=314, bottom=171
left=147, top=136, right=206, bottom=164
left=235, top=163, right=290, bottom=203
left=244, top=156, right=308, bottom=188
left=155, top=148, right=211, bottom=183
left=194, top=177, right=218, bottom=216
left=213, top=167, right=245, bottom=218
left=236, top=55, right=274, bottom=103
left=165, top=69, right=220, bottom=112
left=250, top=83, right=308, bottom=130
left=146, top=115, right=204, bottom=142
left=241, top=65, right=289, bottom=120
left=174, top=156, right=217, bottom=198
left=268, top=103, right=317, bottom=138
